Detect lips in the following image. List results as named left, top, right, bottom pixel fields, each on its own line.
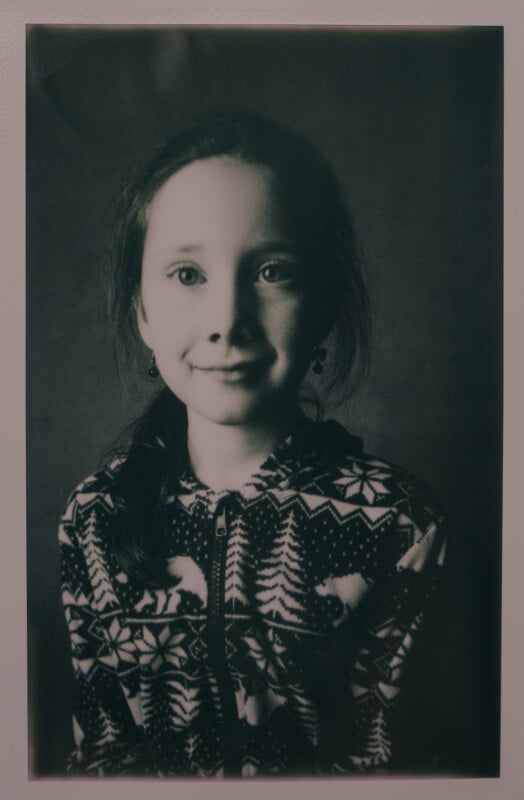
left=191, top=359, right=269, bottom=383
left=195, top=361, right=260, bottom=372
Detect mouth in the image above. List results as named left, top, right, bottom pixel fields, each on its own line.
left=192, top=360, right=268, bottom=383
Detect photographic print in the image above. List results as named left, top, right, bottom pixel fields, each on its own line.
left=26, top=24, right=502, bottom=780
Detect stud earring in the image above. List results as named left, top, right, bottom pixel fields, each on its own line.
left=311, top=345, right=327, bottom=375
left=148, top=352, right=159, bottom=379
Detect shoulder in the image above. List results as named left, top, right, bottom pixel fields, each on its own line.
left=59, top=456, right=127, bottom=544
left=65, top=456, right=126, bottom=508
left=294, top=419, right=444, bottom=533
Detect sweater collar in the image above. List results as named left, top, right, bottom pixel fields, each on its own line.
left=171, top=417, right=362, bottom=499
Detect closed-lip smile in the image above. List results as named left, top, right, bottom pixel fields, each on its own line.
left=191, top=359, right=269, bottom=383
left=194, top=361, right=261, bottom=372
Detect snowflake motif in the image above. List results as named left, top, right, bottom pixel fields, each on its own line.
left=107, top=619, right=137, bottom=664
left=243, top=627, right=287, bottom=682
left=334, top=463, right=390, bottom=504
left=66, top=614, right=88, bottom=650
left=137, top=625, right=186, bottom=672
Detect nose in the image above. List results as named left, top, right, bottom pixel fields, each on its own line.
left=206, top=276, right=258, bottom=346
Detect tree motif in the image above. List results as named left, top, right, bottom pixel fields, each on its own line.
left=225, top=516, right=250, bottom=608
left=83, top=510, right=119, bottom=613
left=185, top=733, right=200, bottom=771
left=255, top=511, right=306, bottom=624
left=96, top=704, right=121, bottom=747
left=289, top=683, right=320, bottom=747
left=359, top=708, right=392, bottom=768
left=168, top=680, right=202, bottom=732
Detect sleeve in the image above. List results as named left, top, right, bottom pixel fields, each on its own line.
left=59, top=484, right=152, bottom=776
left=331, top=507, right=447, bottom=774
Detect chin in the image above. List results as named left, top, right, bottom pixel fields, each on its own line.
left=185, top=387, right=294, bottom=428
left=191, top=401, right=268, bottom=427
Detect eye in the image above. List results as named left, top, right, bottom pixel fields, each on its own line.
left=168, top=265, right=205, bottom=286
left=256, top=260, right=298, bottom=285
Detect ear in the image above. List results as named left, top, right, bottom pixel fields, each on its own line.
left=134, top=293, right=152, bottom=349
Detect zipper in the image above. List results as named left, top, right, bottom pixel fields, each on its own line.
left=208, top=506, right=242, bottom=776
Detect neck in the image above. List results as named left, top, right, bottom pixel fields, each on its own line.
left=186, top=408, right=298, bottom=491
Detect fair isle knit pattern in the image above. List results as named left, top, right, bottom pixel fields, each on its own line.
left=59, top=419, right=446, bottom=777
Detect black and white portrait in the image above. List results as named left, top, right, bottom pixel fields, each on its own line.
left=26, top=25, right=502, bottom=779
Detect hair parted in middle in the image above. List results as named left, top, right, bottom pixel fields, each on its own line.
left=109, top=107, right=371, bottom=396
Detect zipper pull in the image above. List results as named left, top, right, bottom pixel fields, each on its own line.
left=215, top=511, right=227, bottom=538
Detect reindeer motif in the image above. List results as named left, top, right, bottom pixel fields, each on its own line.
left=135, top=556, right=208, bottom=616
left=314, top=571, right=371, bottom=627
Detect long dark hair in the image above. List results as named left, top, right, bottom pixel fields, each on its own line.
left=108, top=108, right=371, bottom=585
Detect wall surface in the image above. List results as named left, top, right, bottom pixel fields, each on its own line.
left=26, top=26, right=502, bottom=776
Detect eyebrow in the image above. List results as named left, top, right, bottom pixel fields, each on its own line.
left=147, top=244, right=204, bottom=260
left=172, top=244, right=204, bottom=254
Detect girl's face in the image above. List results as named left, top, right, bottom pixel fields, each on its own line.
left=137, top=156, right=315, bottom=428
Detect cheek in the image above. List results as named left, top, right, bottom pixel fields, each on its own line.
left=265, top=298, right=312, bottom=357
left=140, top=294, right=193, bottom=347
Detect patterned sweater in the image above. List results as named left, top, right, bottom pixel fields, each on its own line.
left=59, top=419, right=446, bottom=777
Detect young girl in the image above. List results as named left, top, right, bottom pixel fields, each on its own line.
left=59, top=109, right=446, bottom=777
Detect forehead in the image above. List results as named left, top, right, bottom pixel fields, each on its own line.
left=144, top=156, right=293, bottom=247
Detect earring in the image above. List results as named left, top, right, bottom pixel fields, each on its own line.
left=311, top=345, right=327, bottom=375
left=148, top=352, right=159, bottom=379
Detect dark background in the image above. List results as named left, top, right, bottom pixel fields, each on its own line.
left=26, top=26, right=502, bottom=777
